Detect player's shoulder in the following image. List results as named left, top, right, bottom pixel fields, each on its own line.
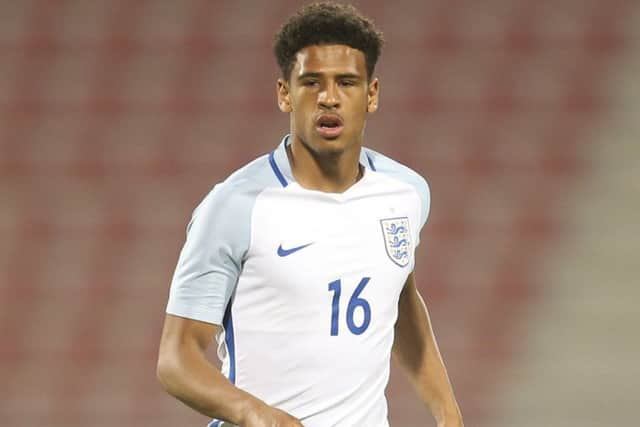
left=191, top=152, right=281, bottom=221
left=363, top=146, right=430, bottom=199
left=202, top=153, right=282, bottom=202
left=363, top=147, right=431, bottom=228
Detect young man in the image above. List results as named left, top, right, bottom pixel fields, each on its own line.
left=157, top=3, right=463, bottom=426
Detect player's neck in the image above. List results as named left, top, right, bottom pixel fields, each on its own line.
left=287, top=139, right=363, bottom=193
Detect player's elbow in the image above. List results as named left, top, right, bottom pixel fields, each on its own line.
left=156, top=350, right=182, bottom=396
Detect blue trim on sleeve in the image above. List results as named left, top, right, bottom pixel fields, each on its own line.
left=207, top=305, right=236, bottom=427
left=268, top=151, right=288, bottom=187
left=223, top=304, right=236, bottom=384
left=366, top=153, right=377, bottom=171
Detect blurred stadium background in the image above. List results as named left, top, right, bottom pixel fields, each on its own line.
left=1, top=0, right=638, bottom=426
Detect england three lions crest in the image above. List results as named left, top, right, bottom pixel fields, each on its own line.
left=380, top=217, right=412, bottom=268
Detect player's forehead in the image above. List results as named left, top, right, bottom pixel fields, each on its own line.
left=292, top=44, right=366, bottom=79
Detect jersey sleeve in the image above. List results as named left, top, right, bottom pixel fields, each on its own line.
left=166, top=182, right=253, bottom=325
left=411, top=174, right=431, bottom=247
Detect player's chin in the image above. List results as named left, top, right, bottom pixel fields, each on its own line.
left=311, top=136, right=349, bottom=156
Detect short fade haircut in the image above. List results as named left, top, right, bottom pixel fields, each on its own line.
left=273, top=2, right=385, bottom=81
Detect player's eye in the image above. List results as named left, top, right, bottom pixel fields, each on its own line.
left=302, top=80, right=319, bottom=87
left=339, top=80, right=356, bottom=87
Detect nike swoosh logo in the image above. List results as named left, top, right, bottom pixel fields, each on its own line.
left=277, top=242, right=314, bottom=257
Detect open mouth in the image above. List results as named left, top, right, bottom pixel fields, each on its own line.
left=316, top=114, right=344, bottom=139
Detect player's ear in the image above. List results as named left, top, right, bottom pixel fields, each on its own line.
left=277, top=78, right=292, bottom=113
left=367, top=77, right=379, bottom=113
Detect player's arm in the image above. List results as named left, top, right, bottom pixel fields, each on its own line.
left=157, top=313, right=303, bottom=427
left=392, top=272, right=463, bottom=427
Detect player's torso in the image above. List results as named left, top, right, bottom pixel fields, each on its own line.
left=226, top=171, right=421, bottom=425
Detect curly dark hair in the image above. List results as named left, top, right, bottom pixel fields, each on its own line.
left=274, top=2, right=384, bottom=81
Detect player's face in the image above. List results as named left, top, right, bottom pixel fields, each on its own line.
left=277, top=44, right=379, bottom=156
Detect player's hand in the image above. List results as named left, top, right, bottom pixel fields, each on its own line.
left=437, top=412, right=464, bottom=427
left=241, top=401, right=304, bottom=427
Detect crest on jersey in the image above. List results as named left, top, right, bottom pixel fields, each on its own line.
left=380, top=217, right=412, bottom=268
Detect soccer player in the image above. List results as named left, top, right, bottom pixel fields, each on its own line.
left=157, top=3, right=463, bottom=426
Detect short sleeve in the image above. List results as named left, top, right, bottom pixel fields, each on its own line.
left=413, top=174, right=431, bottom=235
left=402, top=172, right=430, bottom=248
left=166, top=183, right=254, bottom=325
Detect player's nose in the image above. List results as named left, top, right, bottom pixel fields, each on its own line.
left=318, top=83, right=340, bottom=109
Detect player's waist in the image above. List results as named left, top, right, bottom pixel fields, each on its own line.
left=237, top=367, right=391, bottom=426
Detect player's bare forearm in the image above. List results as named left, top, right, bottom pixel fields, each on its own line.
left=157, top=314, right=258, bottom=423
left=392, top=273, right=463, bottom=427
left=157, top=314, right=302, bottom=426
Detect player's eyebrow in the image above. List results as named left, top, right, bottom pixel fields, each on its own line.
left=297, top=72, right=362, bottom=80
left=297, top=72, right=322, bottom=80
left=335, top=73, right=361, bottom=80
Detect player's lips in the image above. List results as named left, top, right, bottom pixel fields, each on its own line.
left=315, top=114, right=344, bottom=139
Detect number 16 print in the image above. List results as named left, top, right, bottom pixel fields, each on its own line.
left=328, top=277, right=371, bottom=336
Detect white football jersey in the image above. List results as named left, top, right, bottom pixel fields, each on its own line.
left=166, top=135, right=430, bottom=427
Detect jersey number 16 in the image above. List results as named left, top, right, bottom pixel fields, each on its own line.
left=328, top=277, right=371, bottom=336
